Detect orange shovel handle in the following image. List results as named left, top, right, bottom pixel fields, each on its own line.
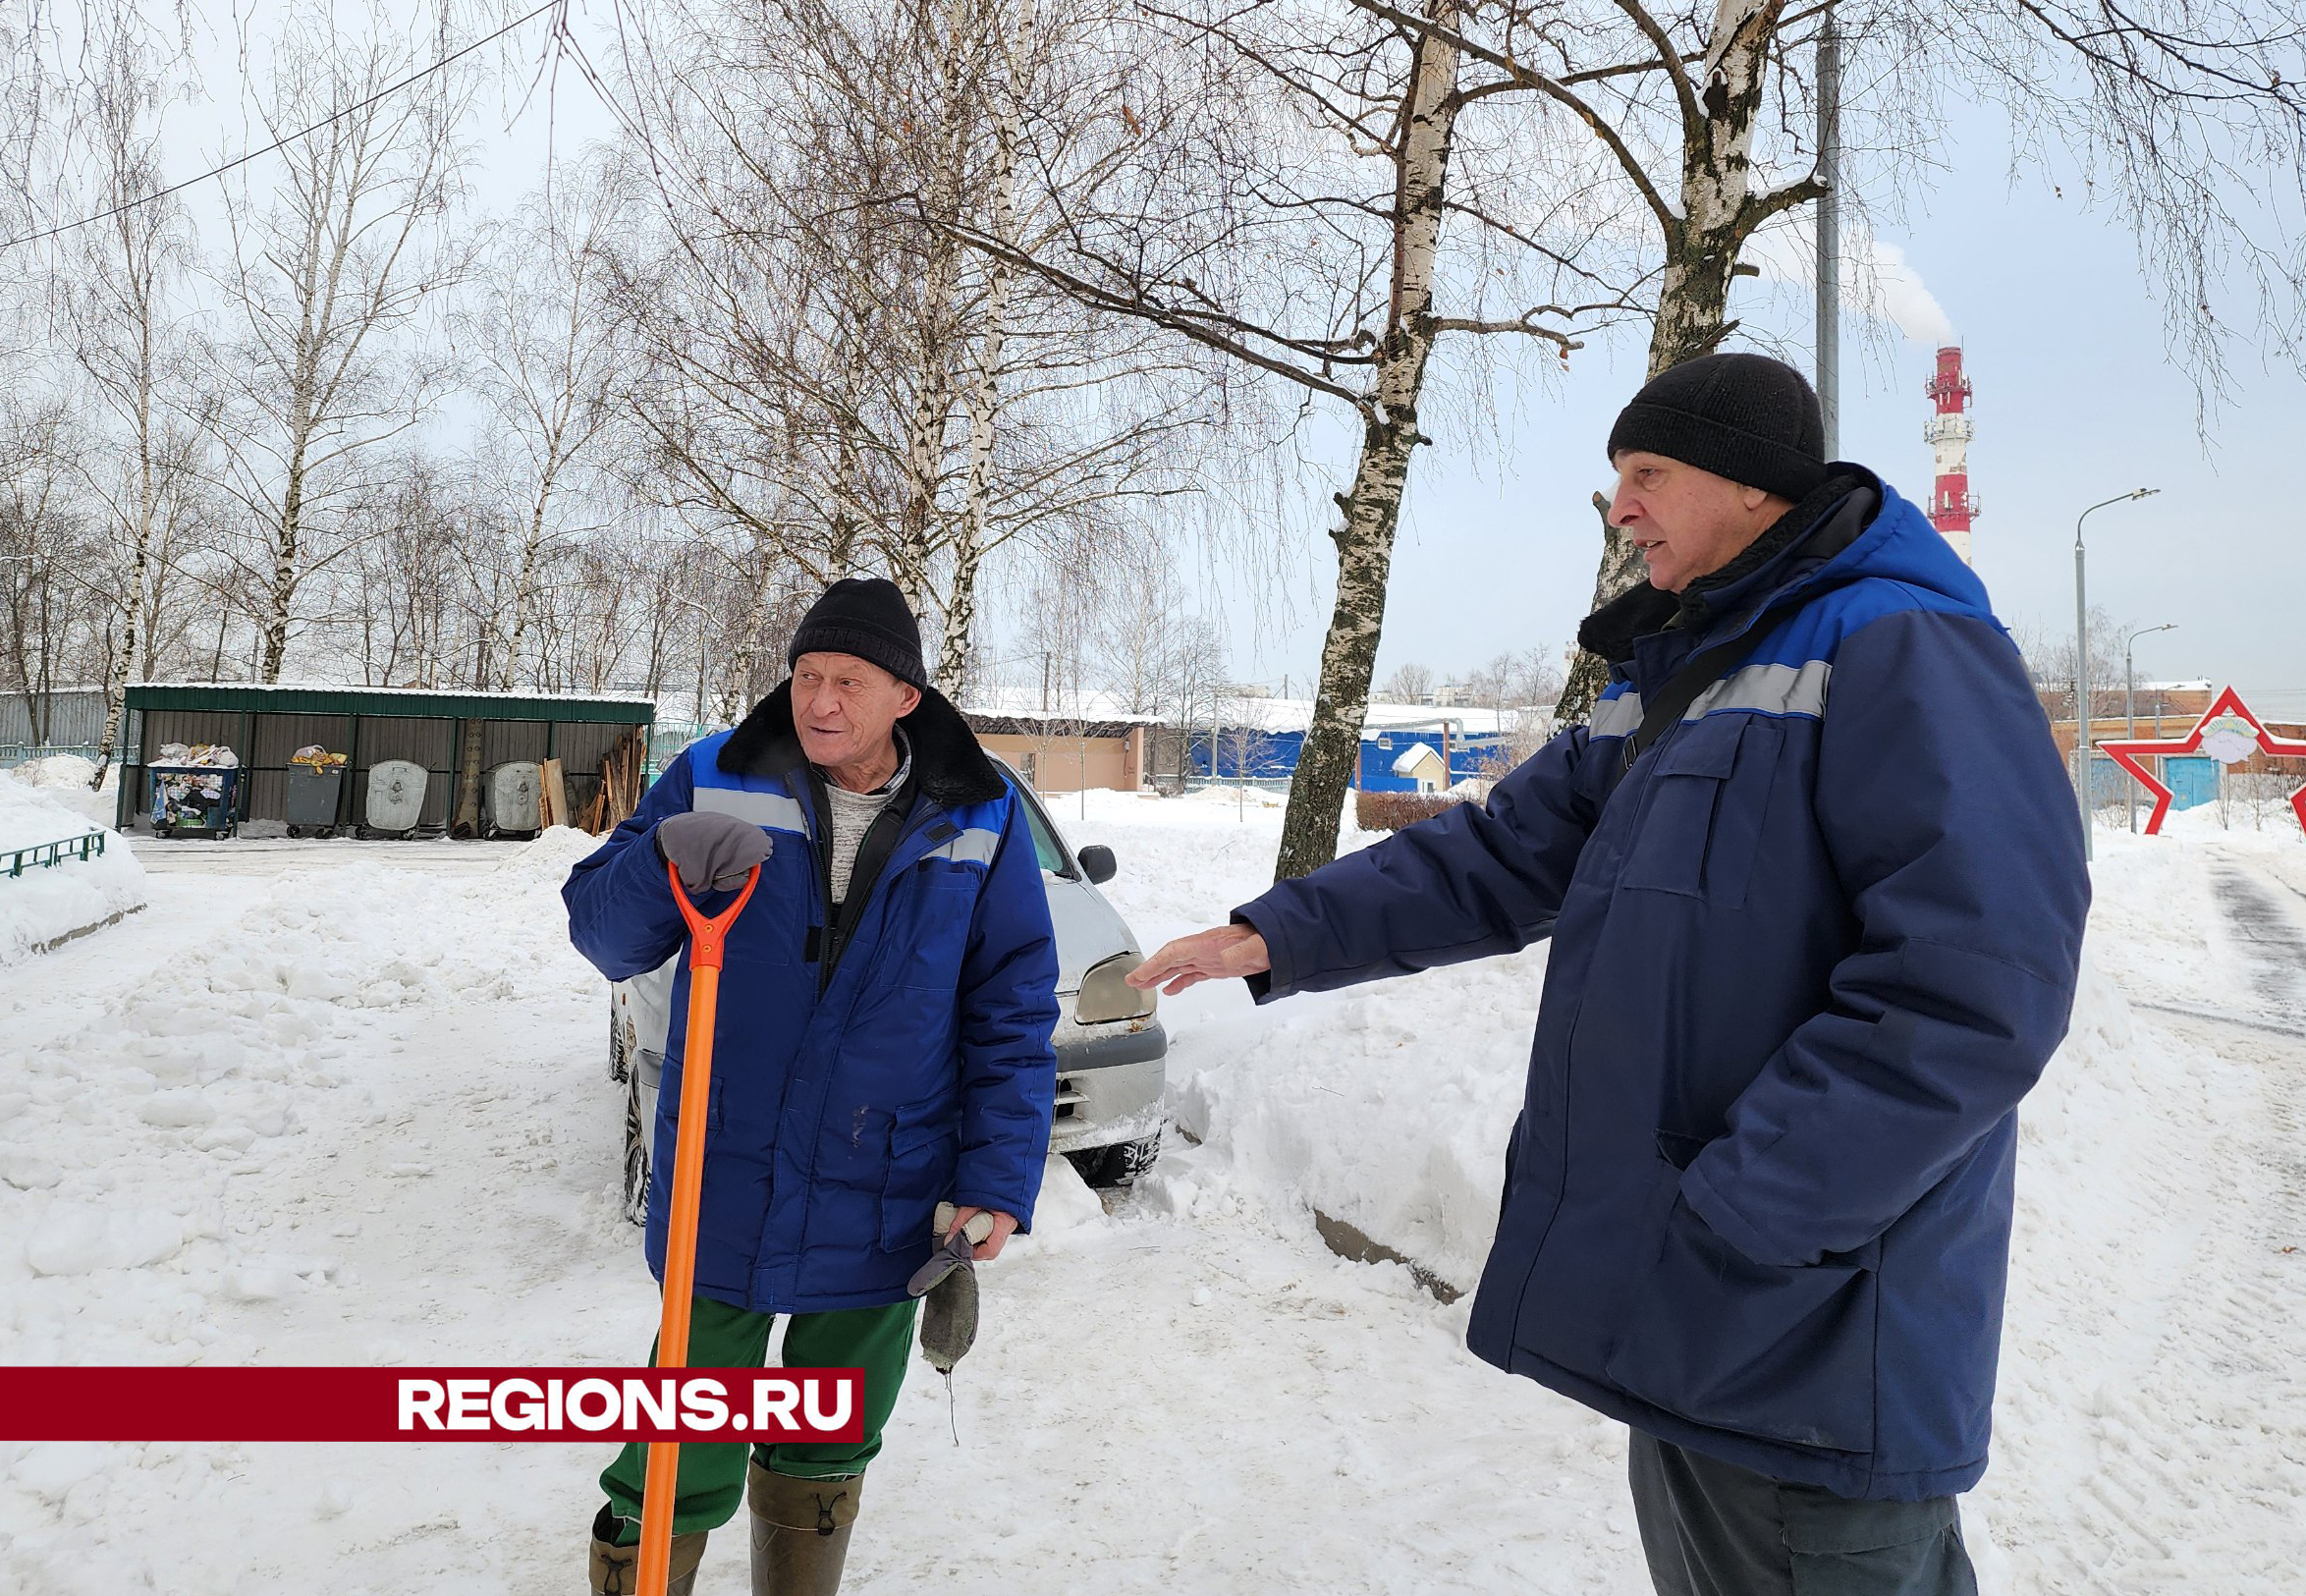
left=635, top=860, right=761, bottom=1596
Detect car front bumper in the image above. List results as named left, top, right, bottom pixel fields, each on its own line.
left=1049, top=1018, right=1167, bottom=1153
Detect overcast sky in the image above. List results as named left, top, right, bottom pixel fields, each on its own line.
left=153, top=5, right=2306, bottom=720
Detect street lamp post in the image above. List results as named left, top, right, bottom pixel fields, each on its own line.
left=2123, top=622, right=2177, bottom=833
left=2073, top=488, right=2160, bottom=861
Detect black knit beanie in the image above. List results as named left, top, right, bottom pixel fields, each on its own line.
left=788, top=577, right=927, bottom=689
left=1606, top=352, right=1829, bottom=500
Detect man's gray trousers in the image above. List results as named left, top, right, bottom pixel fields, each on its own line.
left=1629, top=1431, right=1979, bottom=1596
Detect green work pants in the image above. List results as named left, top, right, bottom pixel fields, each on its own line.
left=599, top=1293, right=919, bottom=1542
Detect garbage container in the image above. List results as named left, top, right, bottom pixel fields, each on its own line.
left=485, top=760, right=543, bottom=839
left=150, top=766, right=241, bottom=839
left=286, top=769, right=345, bottom=838
left=360, top=759, right=430, bottom=839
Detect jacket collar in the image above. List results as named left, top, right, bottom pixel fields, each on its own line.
left=716, top=679, right=1009, bottom=807
left=1574, top=466, right=1881, bottom=666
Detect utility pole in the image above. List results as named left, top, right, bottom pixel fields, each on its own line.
left=1815, top=1, right=1841, bottom=458
left=2072, top=487, right=2160, bottom=860
left=2123, top=623, right=2176, bottom=832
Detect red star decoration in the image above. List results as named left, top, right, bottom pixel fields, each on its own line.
left=2095, top=687, right=2306, bottom=838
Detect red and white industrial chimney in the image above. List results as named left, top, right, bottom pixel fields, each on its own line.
left=1924, top=346, right=1977, bottom=564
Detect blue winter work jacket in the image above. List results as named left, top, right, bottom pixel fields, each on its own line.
left=1236, top=472, right=2089, bottom=1500
left=564, top=684, right=1060, bottom=1315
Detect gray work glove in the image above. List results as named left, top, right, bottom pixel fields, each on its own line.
left=909, top=1203, right=995, bottom=1374
left=654, top=810, right=773, bottom=894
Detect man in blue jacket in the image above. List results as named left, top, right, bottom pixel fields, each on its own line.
left=565, top=578, right=1060, bottom=1596
left=1130, top=355, right=2089, bottom=1594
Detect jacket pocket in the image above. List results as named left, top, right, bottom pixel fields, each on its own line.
left=1619, top=715, right=1769, bottom=908
left=879, top=1104, right=960, bottom=1251
left=896, top=879, right=978, bottom=993
left=1605, top=1154, right=1880, bottom=1454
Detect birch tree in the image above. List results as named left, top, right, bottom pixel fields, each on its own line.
left=609, top=0, right=1203, bottom=697
left=940, top=0, right=1629, bottom=876
left=213, top=2, right=474, bottom=683
left=56, top=10, right=207, bottom=782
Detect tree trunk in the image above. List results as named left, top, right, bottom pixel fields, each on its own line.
left=1272, top=5, right=1460, bottom=881
left=93, top=393, right=157, bottom=787
left=888, top=0, right=988, bottom=614
left=936, top=0, right=1035, bottom=693
left=92, top=548, right=141, bottom=787
left=1554, top=0, right=1784, bottom=723
left=260, top=435, right=308, bottom=683
left=1554, top=493, right=1626, bottom=722
left=502, top=474, right=556, bottom=691
left=453, top=717, right=486, bottom=837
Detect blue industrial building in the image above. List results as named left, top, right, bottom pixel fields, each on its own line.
left=1189, top=725, right=1516, bottom=792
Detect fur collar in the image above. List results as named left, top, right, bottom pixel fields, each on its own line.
left=716, top=679, right=1009, bottom=807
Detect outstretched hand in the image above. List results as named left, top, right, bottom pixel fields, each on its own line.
left=1126, top=923, right=1270, bottom=996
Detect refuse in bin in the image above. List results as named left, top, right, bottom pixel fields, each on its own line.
left=485, top=761, right=543, bottom=839
left=150, top=765, right=241, bottom=839
left=361, top=759, right=429, bottom=838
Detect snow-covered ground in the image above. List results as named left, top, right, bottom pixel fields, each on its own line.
left=1, top=789, right=2301, bottom=1593
left=0, top=759, right=145, bottom=964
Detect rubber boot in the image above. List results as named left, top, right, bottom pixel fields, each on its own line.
left=746, top=1462, right=861, bottom=1596
left=589, top=1505, right=707, bottom=1596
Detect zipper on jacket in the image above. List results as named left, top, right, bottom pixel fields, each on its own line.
left=802, top=766, right=941, bottom=996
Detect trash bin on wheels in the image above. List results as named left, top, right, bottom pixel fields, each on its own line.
left=359, top=759, right=429, bottom=840
left=286, top=745, right=348, bottom=839
left=150, top=766, right=241, bottom=840
left=485, top=760, right=543, bottom=840
left=286, top=769, right=345, bottom=838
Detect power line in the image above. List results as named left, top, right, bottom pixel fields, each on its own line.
left=1, top=0, right=564, bottom=254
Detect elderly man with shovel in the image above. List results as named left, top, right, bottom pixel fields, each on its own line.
left=565, top=578, right=1061, bottom=1596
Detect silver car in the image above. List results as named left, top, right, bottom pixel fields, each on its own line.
left=607, top=768, right=1166, bottom=1224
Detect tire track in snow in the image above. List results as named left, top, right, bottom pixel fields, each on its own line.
left=2207, top=861, right=2306, bottom=1018
left=2006, top=843, right=2306, bottom=1596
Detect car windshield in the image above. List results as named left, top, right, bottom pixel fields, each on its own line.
left=1013, top=783, right=1074, bottom=876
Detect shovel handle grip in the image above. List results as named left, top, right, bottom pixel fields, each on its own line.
left=666, top=860, right=762, bottom=969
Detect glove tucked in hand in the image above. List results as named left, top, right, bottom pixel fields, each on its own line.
left=654, top=810, right=773, bottom=894
left=910, top=1203, right=996, bottom=1374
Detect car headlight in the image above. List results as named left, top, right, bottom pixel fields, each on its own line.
left=1073, top=952, right=1155, bottom=1024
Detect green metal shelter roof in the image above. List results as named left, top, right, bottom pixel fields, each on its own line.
left=126, top=682, right=656, bottom=725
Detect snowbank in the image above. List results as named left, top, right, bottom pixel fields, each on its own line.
left=1077, top=788, right=1521, bottom=1291
left=0, top=777, right=145, bottom=964
left=5, top=755, right=118, bottom=830
left=0, top=825, right=615, bottom=1350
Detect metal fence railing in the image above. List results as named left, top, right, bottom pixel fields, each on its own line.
left=0, top=743, right=106, bottom=769
left=5, top=830, right=106, bottom=879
